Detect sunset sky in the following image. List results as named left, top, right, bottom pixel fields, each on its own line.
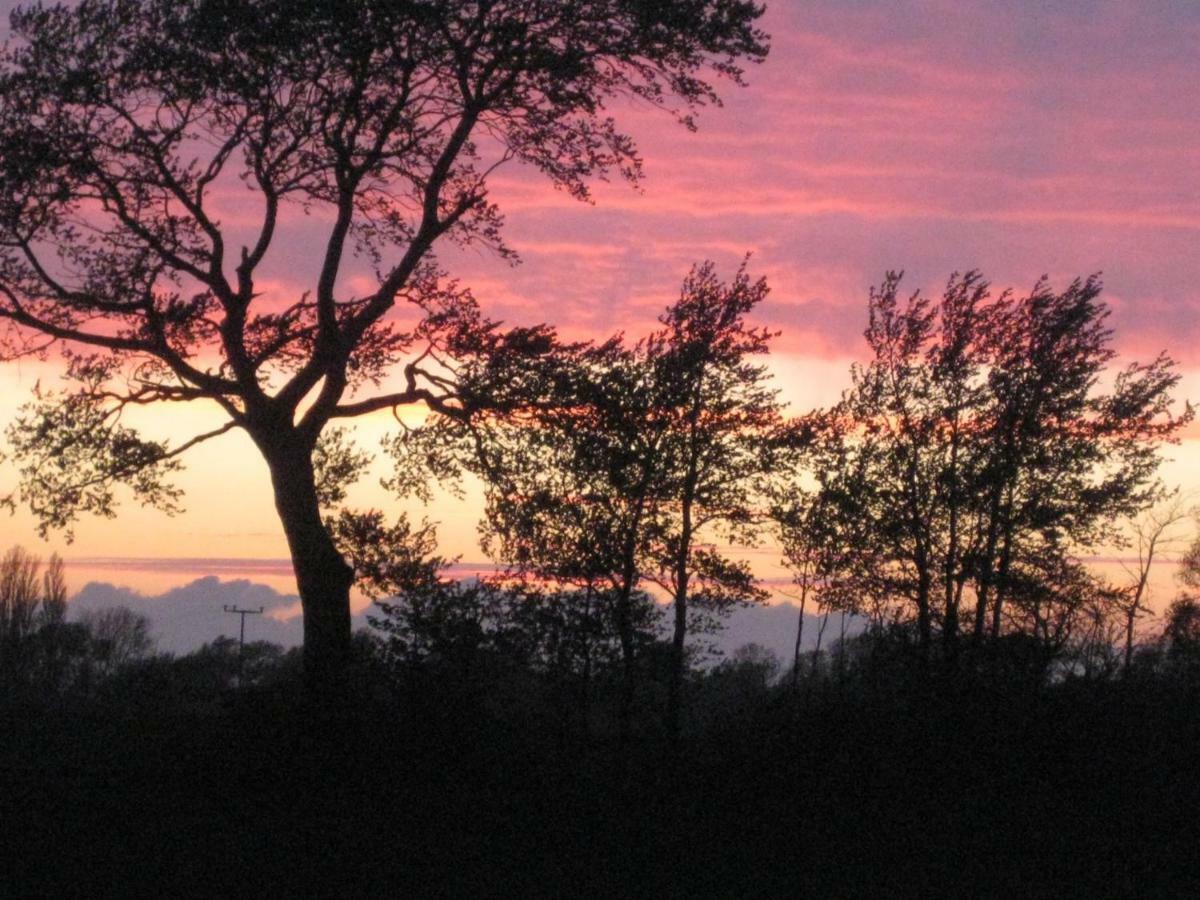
left=1, top=0, right=1198, bottom=616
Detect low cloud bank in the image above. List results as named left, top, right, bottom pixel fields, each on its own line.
left=71, top=577, right=314, bottom=655
left=70, top=577, right=856, bottom=664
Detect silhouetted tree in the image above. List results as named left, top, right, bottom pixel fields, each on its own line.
left=784, top=274, right=994, bottom=664
left=333, top=508, right=657, bottom=734
left=28, top=553, right=82, bottom=696
left=331, top=509, right=483, bottom=677
left=40, top=554, right=67, bottom=626
left=716, top=642, right=780, bottom=693
left=0, top=548, right=161, bottom=698
left=0, top=545, right=40, bottom=634
left=1158, top=533, right=1200, bottom=680
left=1180, top=529, right=1200, bottom=596
left=1159, top=597, right=1200, bottom=679
left=775, top=480, right=866, bottom=689
left=690, top=641, right=780, bottom=732
left=420, top=261, right=783, bottom=737
left=998, top=551, right=1123, bottom=683
left=969, top=275, right=1187, bottom=646
left=0, top=0, right=769, bottom=690
left=794, top=272, right=1189, bottom=668
left=0, top=545, right=72, bottom=692
left=1116, top=492, right=1192, bottom=673
left=645, top=262, right=781, bottom=738
left=466, top=335, right=671, bottom=736
left=80, top=606, right=154, bottom=678
left=0, top=545, right=43, bottom=688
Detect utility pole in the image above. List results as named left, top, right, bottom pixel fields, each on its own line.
left=223, top=604, right=264, bottom=687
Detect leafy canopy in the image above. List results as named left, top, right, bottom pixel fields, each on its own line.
left=0, top=0, right=769, bottom=534
left=782, top=271, right=1191, bottom=654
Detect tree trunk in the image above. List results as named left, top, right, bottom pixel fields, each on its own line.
left=975, top=433, right=1017, bottom=645
left=579, top=580, right=595, bottom=740
left=261, top=434, right=355, bottom=698
left=1123, top=605, right=1138, bottom=674
left=667, top=382, right=706, bottom=743
left=942, top=591, right=959, bottom=659
left=667, top=582, right=687, bottom=740
left=972, top=512, right=1001, bottom=643
left=1124, top=529, right=1160, bottom=675
left=915, top=568, right=933, bottom=660
left=614, top=571, right=638, bottom=743
left=792, top=587, right=806, bottom=692
left=667, top=445, right=699, bottom=743
left=614, top=493, right=650, bottom=743
left=990, top=525, right=1014, bottom=641
left=943, top=422, right=962, bottom=660
left=813, top=610, right=830, bottom=679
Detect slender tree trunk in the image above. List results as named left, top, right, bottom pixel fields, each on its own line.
left=943, top=423, right=962, bottom=660
left=667, top=540, right=690, bottom=740
left=836, top=610, right=848, bottom=682
left=972, top=513, right=1000, bottom=642
left=975, top=431, right=1018, bottom=644
left=667, top=577, right=688, bottom=741
left=614, top=505, right=647, bottom=743
left=915, top=567, right=933, bottom=660
left=667, top=425, right=700, bottom=743
left=792, top=586, right=807, bottom=692
left=614, top=564, right=638, bottom=743
left=813, top=610, right=829, bottom=679
left=942, top=588, right=959, bottom=660
left=616, top=591, right=636, bottom=742
left=613, top=490, right=651, bottom=742
left=580, top=580, right=594, bottom=740
left=949, top=573, right=968, bottom=671
left=260, top=432, right=355, bottom=698
left=1123, top=605, right=1138, bottom=674
left=990, top=525, right=1014, bottom=640
left=1124, top=529, right=1161, bottom=674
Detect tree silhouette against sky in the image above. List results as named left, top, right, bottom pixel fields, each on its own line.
left=433, top=261, right=785, bottom=736
left=782, top=272, right=1190, bottom=669
left=0, top=0, right=769, bottom=689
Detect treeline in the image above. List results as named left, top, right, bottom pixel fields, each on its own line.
left=6, top=516, right=1200, bottom=893
left=0, top=544, right=814, bottom=736
left=7, top=541, right=1200, bottom=729
left=320, top=263, right=1193, bottom=734
left=5, top=264, right=1197, bottom=736
left=0, top=546, right=153, bottom=700
left=6, top=542, right=1200, bottom=896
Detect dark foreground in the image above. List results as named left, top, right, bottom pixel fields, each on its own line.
left=3, top=678, right=1199, bottom=899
